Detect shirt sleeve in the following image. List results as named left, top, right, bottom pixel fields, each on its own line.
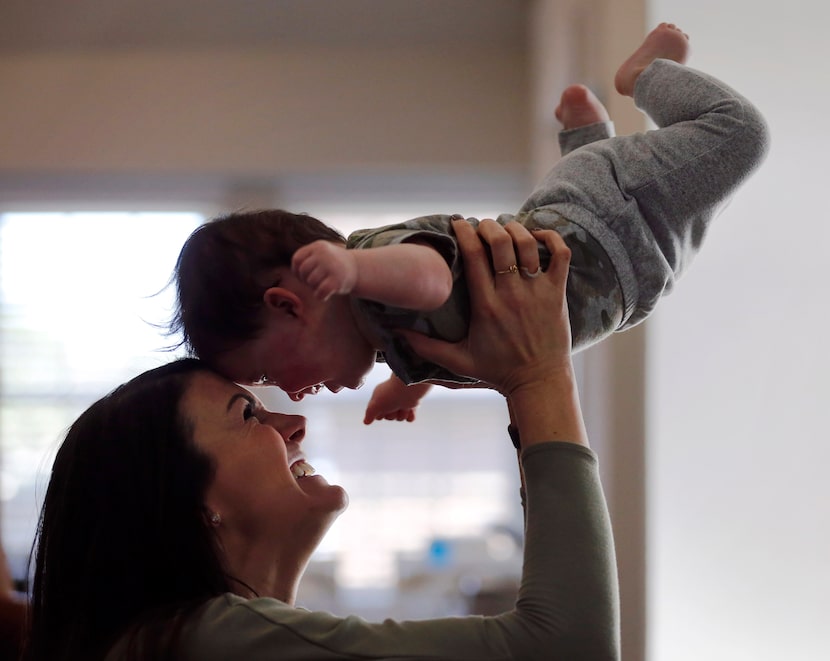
left=347, top=217, right=477, bottom=385
left=180, top=442, right=620, bottom=661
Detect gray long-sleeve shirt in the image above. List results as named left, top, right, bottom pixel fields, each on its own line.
left=109, top=442, right=619, bottom=661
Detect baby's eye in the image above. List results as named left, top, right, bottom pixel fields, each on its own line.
left=255, top=374, right=269, bottom=386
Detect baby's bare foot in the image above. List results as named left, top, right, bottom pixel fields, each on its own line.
left=614, top=22, right=690, bottom=97
left=555, top=85, right=610, bottom=130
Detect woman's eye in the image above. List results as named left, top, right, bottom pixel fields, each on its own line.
left=243, top=402, right=256, bottom=421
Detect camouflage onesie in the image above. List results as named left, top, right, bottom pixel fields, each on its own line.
left=348, top=59, right=769, bottom=385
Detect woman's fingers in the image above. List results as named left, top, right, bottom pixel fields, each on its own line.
left=477, top=219, right=518, bottom=275
left=450, top=218, right=493, bottom=307
left=530, top=228, right=573, bottom=350
left=503, top=222, right=542, bottom=278
left=536, top=228, right=571, bottom=289
left=477, top=219, right=544, bottom=285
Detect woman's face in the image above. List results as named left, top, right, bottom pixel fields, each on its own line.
left=181, top=371, right=348, bottom=548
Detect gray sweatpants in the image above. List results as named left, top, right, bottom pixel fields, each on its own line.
left=349, top=59, right=769, bottom=384
left=507, top=58, right=770, bottom=349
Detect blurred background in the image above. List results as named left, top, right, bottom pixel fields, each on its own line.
left=0, top=2, right=827, bottom=660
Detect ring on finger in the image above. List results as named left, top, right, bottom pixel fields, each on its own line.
left=495, top=264, right=519, bottom=275
left=520, top=266, right=542, bottom=279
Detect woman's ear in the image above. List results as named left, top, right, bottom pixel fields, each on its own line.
left=263, top=287, right=304, bottom=319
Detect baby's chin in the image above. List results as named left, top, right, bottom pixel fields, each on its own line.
left=287, top=385, right=322, bottom=401
left=327, top=373, right=367, bottom=393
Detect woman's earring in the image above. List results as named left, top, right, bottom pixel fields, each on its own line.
left=209, top=511, right=222, bottom=527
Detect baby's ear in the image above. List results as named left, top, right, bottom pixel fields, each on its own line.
left=263, top=287, right=304, bottom=319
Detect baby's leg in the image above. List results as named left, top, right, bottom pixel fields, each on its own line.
left=556, top=85, right=616, bottom=156
left=522, top=23, right=769, bottom=330
left=610, top=24, right=768, bottom=324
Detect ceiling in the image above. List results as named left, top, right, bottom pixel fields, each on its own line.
left=0, top=0, right=529, bottom=52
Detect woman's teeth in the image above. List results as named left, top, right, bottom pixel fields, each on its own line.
left=290, top=460, right=316, bottom=479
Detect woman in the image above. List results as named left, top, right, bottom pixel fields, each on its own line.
left=25, top=220, right=620, bottom=661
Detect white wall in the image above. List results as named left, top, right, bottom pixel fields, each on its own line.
left=645, top=2, right=830, bottom=659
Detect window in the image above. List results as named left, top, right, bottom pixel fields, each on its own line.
left=0, top=211, right=203, bottom=581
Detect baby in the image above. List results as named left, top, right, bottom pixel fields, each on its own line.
left=169, top=23, right=768, bottom=424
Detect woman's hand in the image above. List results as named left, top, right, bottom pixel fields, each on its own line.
left=405, top=218, right=587, bottom=447
left=405, top=218, right=573, bottom=395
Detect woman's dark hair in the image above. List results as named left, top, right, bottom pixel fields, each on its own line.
left=24, top=358, right=228, bottom=661
left=168, top=209, right=346, bottom=363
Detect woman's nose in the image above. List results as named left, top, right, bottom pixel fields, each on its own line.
left=267, top=412, right=306, bottom=444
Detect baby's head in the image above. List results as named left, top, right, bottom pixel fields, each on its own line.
left=169, top=209, right=346, bottom=370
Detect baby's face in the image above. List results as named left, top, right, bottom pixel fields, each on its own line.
left=214, top=326, right=372, bottom=400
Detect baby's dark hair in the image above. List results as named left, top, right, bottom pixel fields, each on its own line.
left=168, top=209, right=345, bottom=363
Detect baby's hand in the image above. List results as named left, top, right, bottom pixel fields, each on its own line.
left=292, top=240, right=358, bottom=300
left=363, top=377, right=432, bottom=425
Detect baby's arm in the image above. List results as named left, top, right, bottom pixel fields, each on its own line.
left=364, top=376, right=432, bottom=425
left=292, top=240, right=452, bottom=310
